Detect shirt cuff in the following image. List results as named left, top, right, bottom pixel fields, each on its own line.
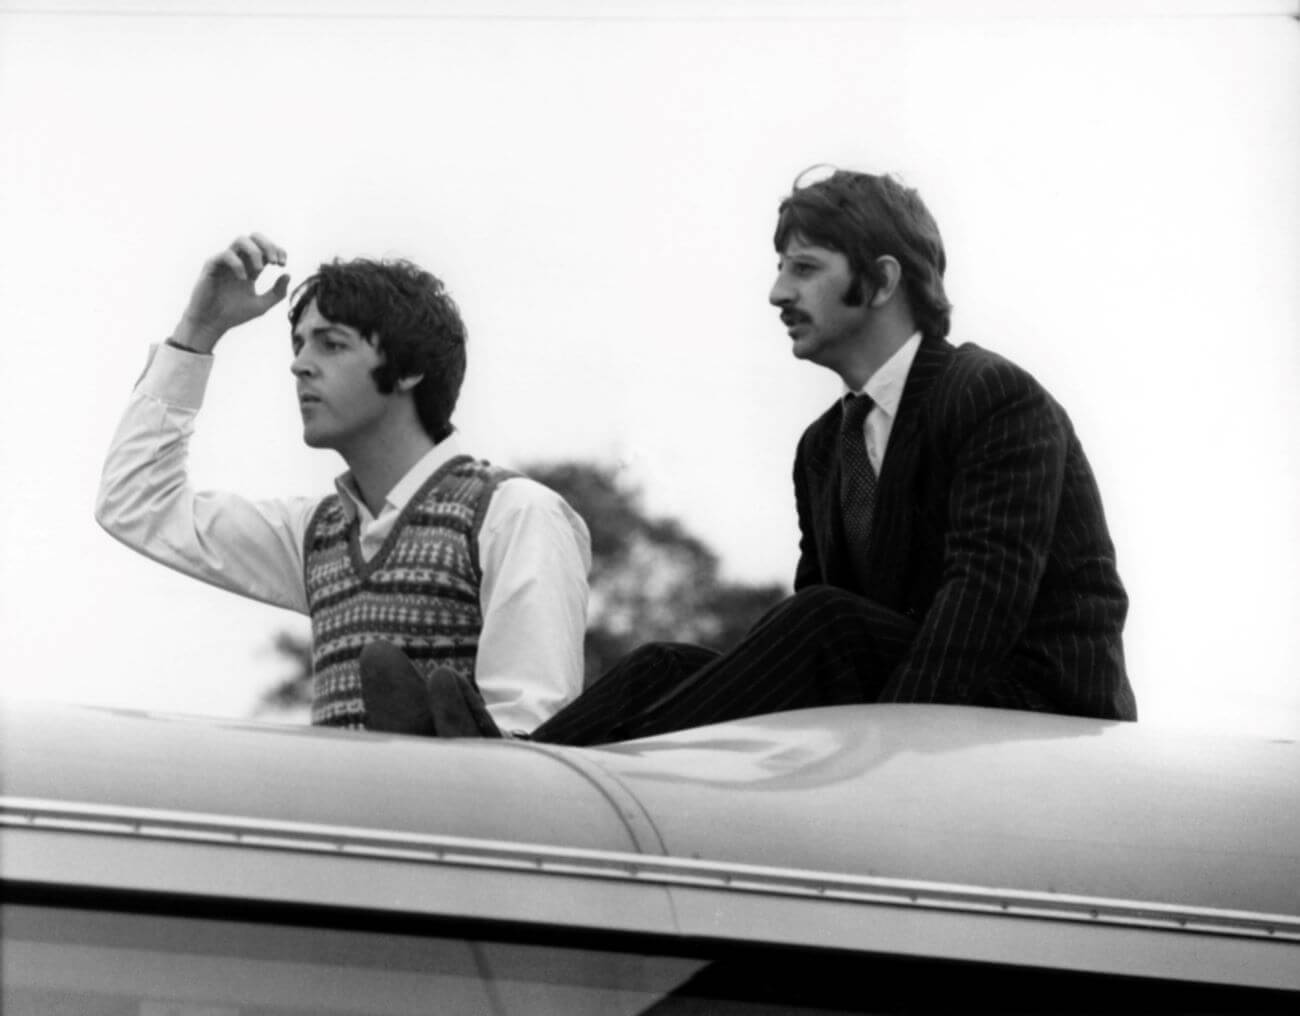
left=137, top=341, right=215, bottom=411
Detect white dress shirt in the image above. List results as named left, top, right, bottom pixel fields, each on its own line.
left=95, top=342, right=591, bottom=734
left=846, top=332, right=923, bottom=474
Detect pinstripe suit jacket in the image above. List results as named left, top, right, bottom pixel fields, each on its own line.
left=793, top=338, right=1135, bottom=720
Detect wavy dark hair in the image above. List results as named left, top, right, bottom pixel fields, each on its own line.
left=288, top=257, right=467, bottom=442
left=774, top=168, right=952, bottom=342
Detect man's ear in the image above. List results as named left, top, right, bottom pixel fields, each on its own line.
left=396, top=374, right=424, bottom=393
left=869, top=256, right=903, bottom=308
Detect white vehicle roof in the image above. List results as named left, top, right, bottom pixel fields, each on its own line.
left=2, top=698, right=1297, bottom=990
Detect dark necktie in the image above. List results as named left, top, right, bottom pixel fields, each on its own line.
left=839, top=394, right=878, bottom=574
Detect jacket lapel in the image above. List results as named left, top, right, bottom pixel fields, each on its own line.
left=862, top=338, right=953, bottom=597
left=804, top=404, right=855, bottom=589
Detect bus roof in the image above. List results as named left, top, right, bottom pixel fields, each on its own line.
left=3, top=697, right=1297, bottom=988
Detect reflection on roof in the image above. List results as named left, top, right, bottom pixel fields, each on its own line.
left=3, top=698, right=1296, bottom=920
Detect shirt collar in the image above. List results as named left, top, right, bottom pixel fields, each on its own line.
left=845, top=331, right=923, bottom=418
left=333, top=432, right=464, bottom=524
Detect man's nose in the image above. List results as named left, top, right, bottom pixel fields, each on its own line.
left=769, top=275, right=793, bottom=307
left=290, top=349, right=313, bottom=377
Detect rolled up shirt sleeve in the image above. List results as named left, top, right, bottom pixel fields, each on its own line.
left=94, top=342, right=319, bottom=614
left=475, top=478, right=591, bottom=735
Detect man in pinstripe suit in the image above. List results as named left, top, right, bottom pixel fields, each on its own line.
left=418, top=167, right=1136, bottom=742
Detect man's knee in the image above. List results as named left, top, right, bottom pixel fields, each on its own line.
left=595, top=641, right=717, bottom=688
left=628, top=641, right=713, bottom=667
left=783, top=584, right=868, bottom=620
left=780, top=585, right=918, bottom=646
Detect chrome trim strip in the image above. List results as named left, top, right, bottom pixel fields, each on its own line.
left=3, top=796, right=1298, bottom=943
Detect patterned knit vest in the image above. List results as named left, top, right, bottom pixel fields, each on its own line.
left=303, top=455, right=515, bottom=728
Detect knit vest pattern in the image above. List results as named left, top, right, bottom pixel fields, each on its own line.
left=304, top=455, right=514, bottom=728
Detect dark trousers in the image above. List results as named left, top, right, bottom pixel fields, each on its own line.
left=532, top=585, right=919, bottom=746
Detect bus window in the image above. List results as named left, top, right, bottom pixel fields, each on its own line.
left=2, top=903, right=703, bottom=1016
left=4, top=901, right=1293, bottom=1014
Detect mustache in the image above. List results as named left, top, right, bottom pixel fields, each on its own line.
left=780, top=309, right=811, bottom=326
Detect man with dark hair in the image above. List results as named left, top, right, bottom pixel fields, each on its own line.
left=96, top=233, right=591, bottom=736
left=428, top=167, right=1136, bottom=744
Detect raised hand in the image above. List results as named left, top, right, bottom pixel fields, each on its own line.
left=172, top=233, right=291, bottom=353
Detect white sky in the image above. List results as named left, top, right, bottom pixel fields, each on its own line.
left=1, top=0, right=1297, bottom=737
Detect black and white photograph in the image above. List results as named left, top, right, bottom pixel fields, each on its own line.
left=2, top=0, right=1297, bottom=1011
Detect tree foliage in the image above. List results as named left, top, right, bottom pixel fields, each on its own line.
left=254, top=460, right=788, bottom=717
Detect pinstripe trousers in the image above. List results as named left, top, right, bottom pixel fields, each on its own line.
left=531, top=585, right=919, bottom=746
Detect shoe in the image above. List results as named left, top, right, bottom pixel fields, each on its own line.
left=358, top=641, right=435, bottom=736
left=426, top=666, right=504, bottom=739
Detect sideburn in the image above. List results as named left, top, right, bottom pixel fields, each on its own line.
left=843, top=274, right=868, bottom=308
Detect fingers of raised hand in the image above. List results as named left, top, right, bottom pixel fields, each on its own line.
left=260, top=271, right=292, bottom=309
left=229, top=235, right=267, bottom=280
left=216, top=233, right=287, bottom=282
left=250, top=232, right=287, bottom=268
